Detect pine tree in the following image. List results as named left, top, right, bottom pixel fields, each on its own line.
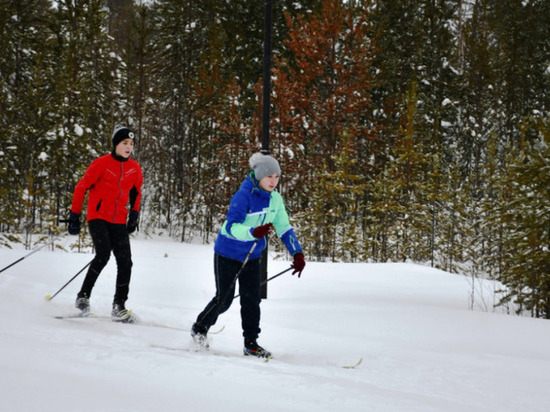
left=498, top=117, right=550, bottom=318
left=143, top=0, right=203, bottom=239
left=50, top=0, right=119, bottom=251
left=370, top=80, right=436, bottom=263
left=474, top=131, right=513, bottom=312
left=367, top=0, right=462, bottom=265
left=270, top=0, right=377, bottom=261
left=0, top=0, right=66, bottom=245
left=296, top=131, right=367, bottom=261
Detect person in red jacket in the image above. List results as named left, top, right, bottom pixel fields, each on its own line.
left=68, top=125, right=143, bottom=321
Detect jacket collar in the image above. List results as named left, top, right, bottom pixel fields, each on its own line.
left=245, top=173, right=272, bottom=197
left=110, top=151, right=129, bottom=162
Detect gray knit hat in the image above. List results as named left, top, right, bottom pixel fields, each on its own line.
left=112, top=124, right=135, bottom=148
left=249, top=152, right=281, bottom=181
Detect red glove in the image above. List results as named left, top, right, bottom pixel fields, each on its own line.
left=292, top=253, right=305, bottom=277
left=252, top=223, right=273, bottom=239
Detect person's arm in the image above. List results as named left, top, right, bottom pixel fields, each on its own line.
left=224, top=190, right=257, bottom=241
left=68, top=158, right=103, bottom=235
left=70, top=158, right=103, bottom=214
left=272, top=193, right=303, bottom=256
left=129, top=163, right=143, bottom=213
left=127, top=164, right=143, bottom=234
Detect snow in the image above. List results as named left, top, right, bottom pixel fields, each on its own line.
left=1, top=236, right=550, bottom=412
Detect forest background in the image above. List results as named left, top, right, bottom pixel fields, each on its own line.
left=1, top=0, right=549, bottom=318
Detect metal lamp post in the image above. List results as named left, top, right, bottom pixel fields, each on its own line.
left=260, top=0, right=272, bottom=299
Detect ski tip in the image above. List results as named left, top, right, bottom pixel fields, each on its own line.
left=342, top=357, right=363, bottom=369
left=44, top=294, right=52, bottom=301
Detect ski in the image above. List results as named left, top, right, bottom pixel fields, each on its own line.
left=151, top=343, right=360, bottom=368
left=54, top=313, right=225, bottom=334
left=54, top=312, right=110, bottom=320
left=150, top=343, right=202, bottom=353
left=150, top=343, right=271, bottom=362
left=142, top=323, right=225, bottom=334
left=54, top=310, right=134, bottom=323
left=341, top=357, right=363, bottom=369
left=137, top=323, right=225, bottom=334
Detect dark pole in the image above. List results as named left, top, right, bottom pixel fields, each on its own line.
left=261, top=0, right=272, bottom=155
left=260, top=0, right=273, bottom=299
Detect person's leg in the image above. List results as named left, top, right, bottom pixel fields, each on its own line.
left=110, top=223, right=132, bottom=305
left=238, top=257, right=261, bottom=340
left=238, top=258, right=270, bottom=357
left=78, top=219, right=112, bottom=298
left=195, top=254, right=242, bottom=331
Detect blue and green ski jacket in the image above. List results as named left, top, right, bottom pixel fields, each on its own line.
left=214, top=173, right=302, bottom=262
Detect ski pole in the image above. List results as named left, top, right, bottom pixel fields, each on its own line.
left=224, top=239, right=258, bottom=296
left=0, top=234, right=66, bottom=275
left=233, top=266, right=293, bottom=299
left=200, top=240, right=259, bottom=320
left=44, top=259, right=92, bottom=301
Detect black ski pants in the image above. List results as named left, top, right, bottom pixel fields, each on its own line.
left=196, top=253, right=261, bottom=340
left=78, top=219, right=132, bottom=304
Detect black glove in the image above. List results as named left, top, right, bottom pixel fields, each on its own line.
left=252, top=223, right=273, bottom=239
left=127, top=210, right=139, bottom=234
left=68, top=212, right=81, bottom=235
left=292, top=252, right=305, bottom=277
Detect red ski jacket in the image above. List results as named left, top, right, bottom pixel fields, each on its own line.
left=71, top=153, right=143, bottom=224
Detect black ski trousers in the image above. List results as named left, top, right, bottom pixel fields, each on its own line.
left=78, top=219, right=132, bottom=304
left=196, top=253, right=261, bottom=340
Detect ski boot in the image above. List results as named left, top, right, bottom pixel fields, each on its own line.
left=243, top=338, right=271, bottom=359
left=75, top=293, right=90, bottom=314
left=191, top=323, right=209, bottom=350
left=111, top=302, right=133, bottom=323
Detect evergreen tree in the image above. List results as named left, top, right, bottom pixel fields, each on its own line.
left=52, top=0, right=119, bottom=251
left=142, top=0, right=203, bottom=239
left=0, top=0, right=64, bottom=245
left=297, top=131, right=367, bottom=261
left=498, top=117, right=550, bottom=318
left=368, top=80, right=442, bottom=263
left=271, top=0, right=376, bottom=258
left=368, top=0, right=461, bottom=265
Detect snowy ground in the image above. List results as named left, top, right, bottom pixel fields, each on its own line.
left=1, top=235, right=550, bottom=412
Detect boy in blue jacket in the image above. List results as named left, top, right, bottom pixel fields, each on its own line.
left=192, top=152, right=306, bottom=357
